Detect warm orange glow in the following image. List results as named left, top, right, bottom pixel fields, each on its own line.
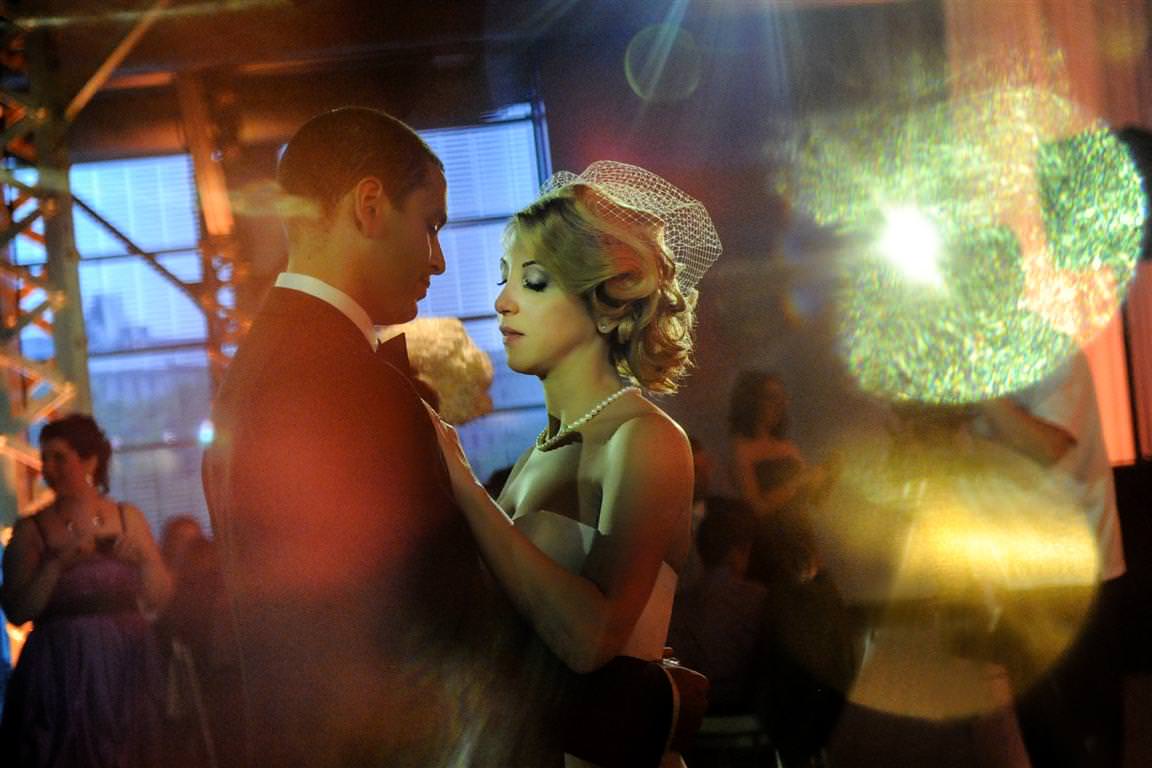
left=6, top=620, right=29, bottom=668
left=895, top=500, right=1097, bottom=593
left=0, top=352, right=76, bottom=426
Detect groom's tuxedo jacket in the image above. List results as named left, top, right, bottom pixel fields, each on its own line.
left=203, top=288, right=553, bottom=767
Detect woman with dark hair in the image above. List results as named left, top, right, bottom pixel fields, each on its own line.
left=727, top=374, right=857, bottom=765
left=729, top=372, right=823, bottom=518
left=727, top=371, right=828, bottom=584
left=0, top=413, right=171, bottom=768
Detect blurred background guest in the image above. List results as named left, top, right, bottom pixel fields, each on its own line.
left=668, top=496, right=767, bottom=715
left=676, top=435, right=723, bottom=591
left=689, top=435, right=718, bottom=533
left=976, top=350, right=1128, bottom=768
left=727, top=371, right=859, bottom=766
left=0, top=413, right=171, bottom=768
left=157, top=515, right=238, bottom=768
left=727, top=370, right=832, bottom=585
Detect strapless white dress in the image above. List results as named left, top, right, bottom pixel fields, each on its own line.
left=513, top=509, right=677, bottom=661
left=513, top=509, right=684, bottom=768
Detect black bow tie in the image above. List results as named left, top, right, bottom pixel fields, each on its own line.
left=375, top=332, right=438, bottom=405
left=376, top=333, right=412, bottom=375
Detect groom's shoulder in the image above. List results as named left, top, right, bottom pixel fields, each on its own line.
left=228, top=307, right=367, bottom=381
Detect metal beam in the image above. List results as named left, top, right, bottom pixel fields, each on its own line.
left=64, top=0, right=173, bottom=123
left=176, top=71, right=241, bottom=386
left=28, top=27, right=90, bottom=413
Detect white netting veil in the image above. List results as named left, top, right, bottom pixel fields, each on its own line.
left=540, top=161, right=722, bottom=292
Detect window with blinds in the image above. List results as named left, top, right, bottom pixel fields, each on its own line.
left=418, top=111, right=548, bottom=484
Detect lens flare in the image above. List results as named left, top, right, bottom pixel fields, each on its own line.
left=779, top=86, right=1145, bottom=403
left=876, top=205, right=945, bottom=288
left=813, top=427, right=1098, bottom=719
left=625, top=24, right=703, bottom=104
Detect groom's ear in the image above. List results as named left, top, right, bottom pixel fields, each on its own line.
left=352, top=176, right=387, bottom=236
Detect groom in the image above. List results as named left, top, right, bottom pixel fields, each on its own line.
left=203, top=108, right=556, bottom=767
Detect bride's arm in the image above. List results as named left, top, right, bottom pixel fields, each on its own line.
left=433, top=412, right=692, bottom=674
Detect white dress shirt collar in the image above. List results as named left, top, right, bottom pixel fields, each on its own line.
left=275, top=272, right=379, bottom=350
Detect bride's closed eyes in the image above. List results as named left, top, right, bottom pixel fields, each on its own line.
left=497, top=259, right=551, bottom=292
left=521, top=269, right=549, bottom=292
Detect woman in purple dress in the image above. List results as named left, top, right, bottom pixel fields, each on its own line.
left=1, top=413, right=172, bottom=768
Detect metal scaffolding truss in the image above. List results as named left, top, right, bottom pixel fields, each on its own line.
left=0, top=30, right=83, bottom=519
left=0, top=13, right=242, bottom=523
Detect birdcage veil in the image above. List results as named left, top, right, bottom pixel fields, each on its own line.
left=540, top=161, right=722, bottom=292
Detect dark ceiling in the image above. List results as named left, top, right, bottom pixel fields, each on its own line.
left=10, top=0, right=750, bottom=92
left=12, top=0, right=496, bottom=91
left=2, top=0, right=731, bottom=157
left=1, top=0, right=573, bottom=156
left=0, top=0, right=944, bottom=160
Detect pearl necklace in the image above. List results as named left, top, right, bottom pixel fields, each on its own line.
left=536, top=386, right=639, bottom=452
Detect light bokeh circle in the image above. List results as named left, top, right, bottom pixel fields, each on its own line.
left=624, top=24, right=703, bottom=104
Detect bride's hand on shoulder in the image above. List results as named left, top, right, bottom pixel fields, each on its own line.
left=424, top=403, right=484, bottom=500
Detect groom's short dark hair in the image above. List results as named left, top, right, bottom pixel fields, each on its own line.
left=278, top=107, right=443, bottom=221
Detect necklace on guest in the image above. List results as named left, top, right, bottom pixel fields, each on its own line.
left=55, top=498, right=105, bottom=533
left=536, top=386, right=640, bottom=452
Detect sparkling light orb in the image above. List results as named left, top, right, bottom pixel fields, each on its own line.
left=779, top=87, right=1146, bottom=403
left=876, top=205, right=945, bottom=288
left=841, top=224, right=1076, bottom=404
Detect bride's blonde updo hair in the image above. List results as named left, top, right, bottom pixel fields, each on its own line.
left=507, top=184, right=700, bottom=393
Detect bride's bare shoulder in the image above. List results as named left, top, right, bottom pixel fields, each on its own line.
left=604, top=405, right=688, bottom=459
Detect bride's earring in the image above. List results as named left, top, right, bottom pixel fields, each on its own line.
left=597, top=319, right=613, bottom=335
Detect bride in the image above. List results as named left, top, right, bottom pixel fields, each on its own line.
left=431, top=161, right=721, bottom=767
